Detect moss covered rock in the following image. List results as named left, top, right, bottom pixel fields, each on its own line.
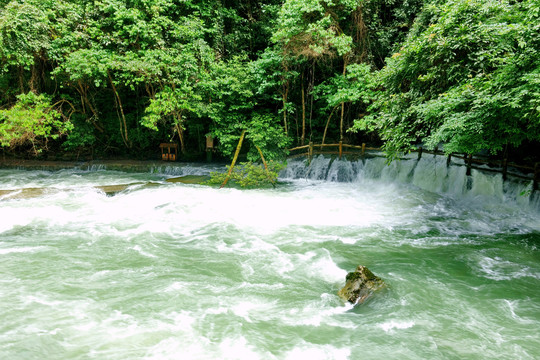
left=338, top=265, right=385, bottom=305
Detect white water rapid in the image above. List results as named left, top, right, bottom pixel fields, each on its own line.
left=0, top=155, right=539, bottom=359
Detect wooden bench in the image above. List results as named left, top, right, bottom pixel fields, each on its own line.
left=159, top=143, right=178, bottom=161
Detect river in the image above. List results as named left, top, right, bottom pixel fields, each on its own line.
left=1, top=155, right=539, bottom=359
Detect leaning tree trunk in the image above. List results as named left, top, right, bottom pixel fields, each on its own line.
left=255, top=145, right=275, bottom=187
left=77, top=80, right=104, bottom=133
left=322, top=105, right=339, bottom=147
left=220, top=130, right=246, bottom=189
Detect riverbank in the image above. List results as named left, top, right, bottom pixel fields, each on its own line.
left=0, top=158, right=203, bottom=173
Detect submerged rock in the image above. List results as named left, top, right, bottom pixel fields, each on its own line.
left=166, top=175, right=210, bottom=184
left=338, top=265, right=385, bottom=305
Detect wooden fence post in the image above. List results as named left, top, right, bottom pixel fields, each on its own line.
left=308, top=141, right=314, bottom=163
left=206, top=135, right=214, bottom=163
left=417, top=147, right=423, bottom=160
left=339, top=141, right=343, bottom=159
left=447, top=154, right=452, bottom=167
left=466, top=154, right=473, bottom=176
left=502, top=158, right=508, bottom=181
left=361, top=143, right=366, bottom=157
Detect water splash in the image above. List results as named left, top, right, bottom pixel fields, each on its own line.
left=282, top=155, right=539, bottom=212
left=1, top=164, right=539, bottom=359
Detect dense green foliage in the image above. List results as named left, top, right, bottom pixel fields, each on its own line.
left=205, top=161, right=285, bottom=188
left=0, top=92, right=73, bottom=154
left=0, top=0, right=538, bottom=161
left=353, top=0, right=540, bottom=158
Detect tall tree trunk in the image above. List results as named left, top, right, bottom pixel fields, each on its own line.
left=18, top=66, right=25, bottom=94
left=301, top=71, right=306, bottom=146
left=340, top=60, right=348, bottom=142
left=308, top=60, right=315, bottom=143
left=294, top=111, right=299, bottom=142
left=108, top=71, right=131, bottom=148
left=352, top=4, right=369, bottom=62
left=30, top=62, right=39, bottom=94
left=340, top=102, right=345, bottom=142
left=175, top=114, right=186, bottom=154
left=282, top=84, right=289, bottom=134
left=281, top=61, right=290, bottom=135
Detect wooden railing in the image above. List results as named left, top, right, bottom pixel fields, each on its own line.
left=288, top=142, right=540, bottom=191
left=288, top=141, right=380, bottom=160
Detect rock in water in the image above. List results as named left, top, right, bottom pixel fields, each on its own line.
left=338, top=265, right=385, bottom=305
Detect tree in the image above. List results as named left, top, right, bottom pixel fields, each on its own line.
left=204, top=56, right=290, bottom=160
left=354, top=0, right=540, bottom=158
left=314, top=63, right=376, bottom=144
left=0, top=0, right=51, bottom=94
left=0, top=92, right=73, bottom=155
left=270, top=0, right=355, bottom=145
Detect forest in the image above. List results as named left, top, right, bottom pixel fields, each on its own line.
left=0, top=0, right=539, bottom=163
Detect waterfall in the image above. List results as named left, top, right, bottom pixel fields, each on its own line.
left=281, top=155, right=540, bottom=211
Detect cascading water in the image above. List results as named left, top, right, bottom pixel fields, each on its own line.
left=0, top=157, right=539, bottom=359
left=283, top=155, right=540, bottom=212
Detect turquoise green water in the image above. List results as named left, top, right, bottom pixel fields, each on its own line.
left=0, top=159, right=539, bottom=359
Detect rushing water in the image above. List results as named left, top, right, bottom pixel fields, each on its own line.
left=1, top=155, right=539, bottom=359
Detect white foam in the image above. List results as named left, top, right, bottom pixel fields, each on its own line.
left=230, top=300, right=278, bottom=323
left=295, top=304, right=354, bottom=328
left=131, top=245, right=157, bottom=258
left=0, top=207, right=32, bottom=233
left=24, top=295, right=64, bottom=307
left=144, top=339, right=210, bottom=360
left=378, top=320, right=415, bottom=333
left=218, top=336, right=264, bottom=360
left=310, top=255, right=348, bottom=284
left=284, top=342, right=351, bottom=360
left=503, top=300, right=537, bottom=325
left=476, top=255, right=540, bottom=281
left=0, top=246, right=46, bottom=255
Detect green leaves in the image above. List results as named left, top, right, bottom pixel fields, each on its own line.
left=361, top=0, right=540, bottom=157
left=315, top=63, right=376, bottom=108
left=1, top=0, right=537, bottom=161
left=272, top=0, right=354, bottom=59
left=0, top=0, right=50, bottom=70
left=246, top=112, right=291, bottom=161
left=0, top=92, right=72, bottom=154
left=141, top=85, right=201, bottom=131
left=205, top=161, right=285, bottom=188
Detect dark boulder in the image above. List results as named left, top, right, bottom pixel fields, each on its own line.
left=338, top=265, right=385, bottom=305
